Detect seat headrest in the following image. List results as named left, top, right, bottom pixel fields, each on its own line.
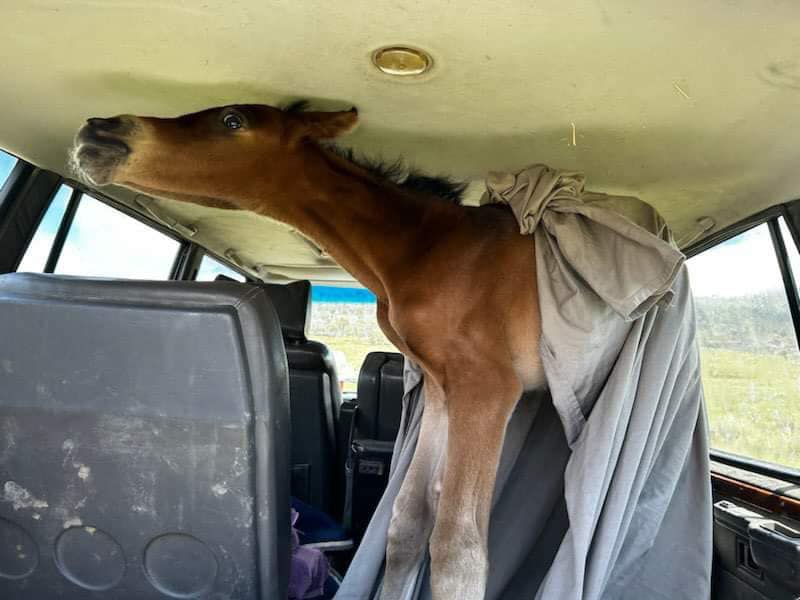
left=213, top=275, right=312, bottom=342
left=254, top=280, right=312, bottom=342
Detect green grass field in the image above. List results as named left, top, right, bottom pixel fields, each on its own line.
left=700, top=347, right=800, bottom=469
left=318, top=337, right=800, bottom=468
left=314, top=334, right=396, bottom=392
left=312, top=299, right=800, bottom=469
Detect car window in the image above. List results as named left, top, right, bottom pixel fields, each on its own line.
left=688, top=222, right=800, bottom=468
left=0, top=149, right=17, bottom=186
left=16, top=184, right=73, bottom=272
left=779, top=217, right=800, bottom=295
left=308, top=285, right=396, bottom=392
left=195, top=254, right=246, bottom=282
left=52, top=195, right=180, bottom=279
left=18, top=187, right=180, bottom=279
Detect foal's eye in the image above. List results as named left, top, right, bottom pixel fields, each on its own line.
left=222, top=112, right=244, bottom=130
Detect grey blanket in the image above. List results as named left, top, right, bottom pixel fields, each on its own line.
left=336, top=165, right=712, bottom=600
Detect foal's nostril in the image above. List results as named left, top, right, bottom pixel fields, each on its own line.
left=87, top=117, right=122, bottom=131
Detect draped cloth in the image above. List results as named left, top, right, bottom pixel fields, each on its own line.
left=336, top=164, right=712, bottom=600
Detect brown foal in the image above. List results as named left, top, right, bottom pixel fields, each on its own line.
left=71, top=103, right=544, bottom=600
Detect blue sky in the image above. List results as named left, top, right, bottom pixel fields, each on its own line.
left=196, top=254, right=245, bottom=282
left=17, top=185, right=180, bottom=279
left=687, top=221, right=800, bottom=297
left=0, top=151, right=17, bottom=184
left=312, top=286, right=375, bottom=303
left=16, top=185, right=70, bottom=272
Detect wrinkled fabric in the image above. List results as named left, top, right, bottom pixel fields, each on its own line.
left=290, top=508, right=330, bottom=599
left=336, top=164, right=712, bottom=600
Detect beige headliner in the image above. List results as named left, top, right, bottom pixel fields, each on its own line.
left=3, top=1, right=800, bottom=283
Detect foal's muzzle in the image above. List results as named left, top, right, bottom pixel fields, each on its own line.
left=71, top=116, right=134, bottom=185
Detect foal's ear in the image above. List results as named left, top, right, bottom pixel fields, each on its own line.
left=295, top=108, right=359, bottom=139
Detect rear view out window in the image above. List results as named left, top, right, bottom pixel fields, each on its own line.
left=16, top=184, right=73, bottom=272
left=308, top=286, right=396, bottom=392
left=54, top=196, right=180, bottom=279
left=779, top=217, right=800, bottom=298
left=0, top=149, right=18, bottom=187
left=195, top=254, right=245, bottom=282
left=688, top=223, right=800, bottom=468
left=17, top=186, right=181, bottom=281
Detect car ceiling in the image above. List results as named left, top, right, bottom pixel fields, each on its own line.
left=2, top=0, right=800, bottom=284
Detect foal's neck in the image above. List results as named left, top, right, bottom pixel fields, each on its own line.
left=261, top=146, right=461, bottom=301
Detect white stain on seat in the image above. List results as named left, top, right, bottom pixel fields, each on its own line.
left=76, top=464, right=91, bottom=482
left=62, top=439, right=77, bottom=467
left=211, top=483, right=229, bottom=497
left=3, top=481, right=49, bottom=510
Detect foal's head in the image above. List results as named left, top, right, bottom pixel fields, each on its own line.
left=70, top=102, right=359, bottom=202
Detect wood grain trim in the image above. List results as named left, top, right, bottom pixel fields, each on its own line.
left=712, top=472, right=800, bottom=521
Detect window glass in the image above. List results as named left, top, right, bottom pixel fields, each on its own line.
left=196, top=254, right=246, bottom=282
left=54, top=195, right=180, bottom=279
left=0, top=149, right=18, bottom=186
left=688, top=223, right=800, bottom=467
left=308, top=286, right=396, bottom=392
left=16, top=185, right=73, bottom=272
left=779, top=217, right=800, bottom=296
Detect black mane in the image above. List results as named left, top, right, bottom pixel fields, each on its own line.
left=282, top=99, right=312, bottom=113
left=282, top=100, right=467, bottom=205
left=324, top=146, right=467, bottom=205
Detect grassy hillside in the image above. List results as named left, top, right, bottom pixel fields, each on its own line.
left=694, top=290, right=800, bottom=468
left=701, top=347, right=800, bottom=468
left=310, top=296, right=800, bottom=468
left=309, top=301, right=396, bottom=392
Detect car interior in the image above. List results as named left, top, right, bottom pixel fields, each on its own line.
left=1, top=2, right=800, bottom=599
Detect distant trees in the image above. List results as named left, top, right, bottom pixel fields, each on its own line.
left=309, top=302, right=390, bottom=345
left=310, top=293, right=798, bottom=359
left=694, top=291, right=797, bottom=356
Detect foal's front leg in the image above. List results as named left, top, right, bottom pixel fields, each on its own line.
left=428, top=359, right=522, bottom=600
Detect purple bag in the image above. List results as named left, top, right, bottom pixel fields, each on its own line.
left=288, top=508, right=329, bottom=599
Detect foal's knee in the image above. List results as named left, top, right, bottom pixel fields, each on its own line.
left=429, top=515, right=486, bottom=567
left=386, top=511, right=425, bottom=561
